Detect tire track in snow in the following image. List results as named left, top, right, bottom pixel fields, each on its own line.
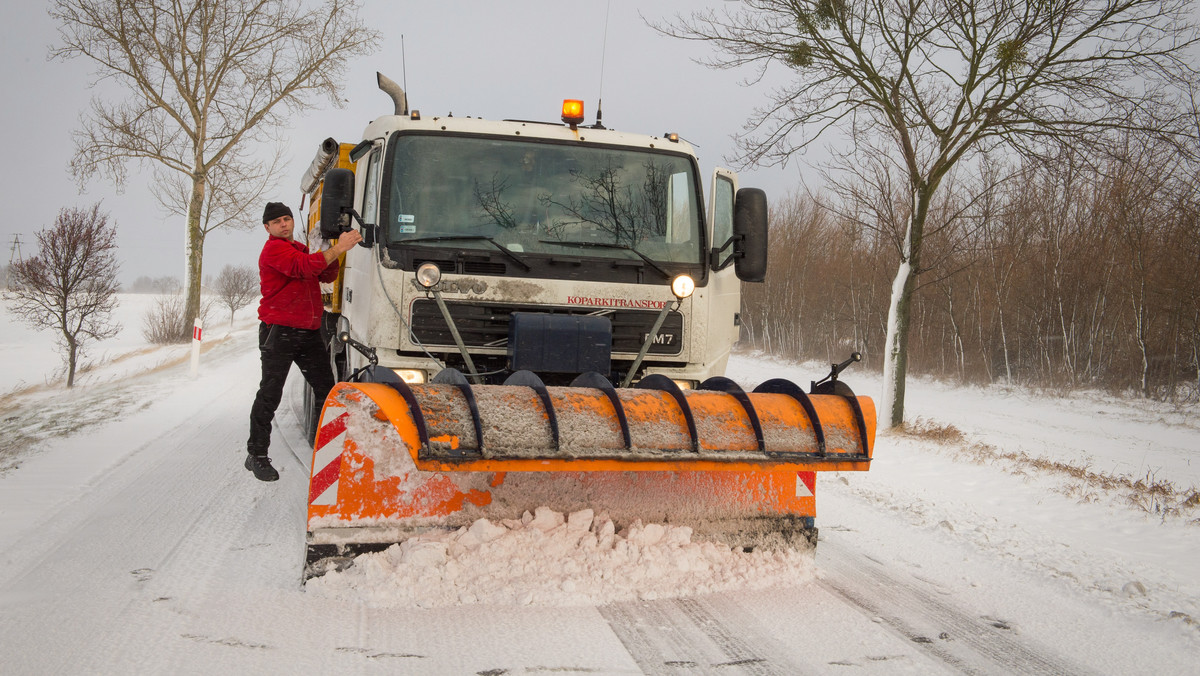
left=817, top=539, right=1097, bottom=676
left=599, top=596, right=803, bottom=675
left=600, top=601, right=696, bottom=675
left=671, top=596, right=799, bottom=674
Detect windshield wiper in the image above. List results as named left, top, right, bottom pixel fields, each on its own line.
left=536, top=240, right=671, bottom=280
left=393, top=235, right=531, bottom=271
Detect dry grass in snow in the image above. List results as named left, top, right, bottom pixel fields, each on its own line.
left=897, top=417, right=1200, bottom=523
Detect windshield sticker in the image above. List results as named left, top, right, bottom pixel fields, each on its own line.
left=398, top=214, right=415, bottom=224
left=397, top=224, right=416, bottom=233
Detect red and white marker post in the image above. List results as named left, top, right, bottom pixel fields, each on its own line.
left=189, top=317, right=203, bottom=377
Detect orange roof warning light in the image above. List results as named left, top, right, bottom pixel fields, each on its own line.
left=562, top=99, right=585, bottom=127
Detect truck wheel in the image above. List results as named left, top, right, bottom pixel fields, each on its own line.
left=303, top=383, right=320, bottom=442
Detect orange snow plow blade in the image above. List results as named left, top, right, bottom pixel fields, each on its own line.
left=305, top=377, right=874, bottom=578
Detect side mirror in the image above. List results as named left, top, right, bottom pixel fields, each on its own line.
left=733, top=188, right=768, bottom=282
left=319, top=168, right=355, bottom=239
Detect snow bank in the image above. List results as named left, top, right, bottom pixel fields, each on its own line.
left=307, top=506, right=815, bottom=608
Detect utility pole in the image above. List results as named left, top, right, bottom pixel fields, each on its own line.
left=5, top=234, right=22, bottom=288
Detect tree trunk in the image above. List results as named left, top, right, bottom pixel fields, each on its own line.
left=65, top=333, right=78, bottom=388
left=879, top=180, right=931, bottom=428
left=880, top=258, right=914, bottom=428
left=1193, top=327, right=1199, bottom=403
left=184, top=173, right=207, bottom=335
left=999, top=304, right=1012, bottom=383
left=880, top=212, right=915, bottom=428
left=1133, top=278, right=1150, bottom=398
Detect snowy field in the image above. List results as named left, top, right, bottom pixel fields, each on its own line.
left=0, top=295, right=1197, bottom=674
left=0, top=294, right=241, bottom=393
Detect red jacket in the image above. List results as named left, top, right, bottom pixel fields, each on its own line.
left=258, top=237, right=339, bottom=329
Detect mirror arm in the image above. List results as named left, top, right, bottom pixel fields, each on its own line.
left=333, top=206, right=376, bottom=248
left=709, top=235, right=740, bottom=271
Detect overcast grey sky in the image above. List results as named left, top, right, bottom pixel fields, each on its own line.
left=0, top=1, right=815, bottom=285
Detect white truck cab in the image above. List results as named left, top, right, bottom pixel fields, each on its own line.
left=310, top=86, right=767, bottom=390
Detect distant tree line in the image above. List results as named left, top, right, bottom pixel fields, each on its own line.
left=126, top=276, right=183, bottom=294
left=742, top=136, right=1200, bottom=403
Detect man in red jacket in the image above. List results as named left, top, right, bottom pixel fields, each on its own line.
left=245, top=201, right=362, bottom=481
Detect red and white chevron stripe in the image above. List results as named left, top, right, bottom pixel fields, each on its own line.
left=309, top=408, right=348, bottom=506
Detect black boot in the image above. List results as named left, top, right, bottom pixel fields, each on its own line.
left=245, top=453, right=279, bottom=482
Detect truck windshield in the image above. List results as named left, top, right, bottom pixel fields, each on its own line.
left=383, top=135, right=703, bottom=265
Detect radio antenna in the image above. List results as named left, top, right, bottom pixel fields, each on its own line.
left=595, top=0, right=611, bottom=129
left=401, top=34, right=408, bottom=93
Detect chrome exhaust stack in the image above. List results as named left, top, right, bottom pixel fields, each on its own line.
left=377, top=72, right=408, bottom=116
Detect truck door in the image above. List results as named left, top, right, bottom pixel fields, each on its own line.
left=707, top=168, right=741, bottom=366
left=340, top=145, right=382, bottom=349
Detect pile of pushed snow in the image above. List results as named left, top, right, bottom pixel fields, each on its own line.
left=307, top=507, right=816, bottom=608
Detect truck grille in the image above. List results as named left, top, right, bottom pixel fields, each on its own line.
left=409, top=300, right=684, bottom=356
left=413, top=258, right=507, bottom=276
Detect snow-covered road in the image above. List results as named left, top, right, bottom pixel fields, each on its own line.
left=0, top=314, right=1196, bottom=674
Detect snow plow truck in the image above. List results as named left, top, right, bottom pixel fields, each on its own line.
left=299, top=74, right=875, bottom=579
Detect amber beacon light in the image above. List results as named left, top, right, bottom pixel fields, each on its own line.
left=561, top=99, right=585, bottom=127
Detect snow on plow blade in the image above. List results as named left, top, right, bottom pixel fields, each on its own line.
left=305, top=377, right=875, bottom=578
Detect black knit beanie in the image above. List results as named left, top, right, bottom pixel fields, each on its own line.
left=262, top=201, right=293, bottom=224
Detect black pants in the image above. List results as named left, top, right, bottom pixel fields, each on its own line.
left=246, top=323, right=335, bottom=456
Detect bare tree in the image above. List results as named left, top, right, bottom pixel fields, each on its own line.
left=50, top=0, right=379, bottom=337
left=2, top=205, right=121, bottom=387
left=214, top=264, right=259, bottom=326
left=141, top=293, right=214, bottom=344
left=661, top=0, right=1198, bottom=426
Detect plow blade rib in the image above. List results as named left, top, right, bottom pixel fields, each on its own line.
left=305, top=381, right=875, bottom=575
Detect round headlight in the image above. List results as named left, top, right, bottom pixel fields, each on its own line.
left=416, top=262, right=442, bottom=289
left=671, top=274, right=695, bottom=299
left=393, top=368, right=427, bottom=384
